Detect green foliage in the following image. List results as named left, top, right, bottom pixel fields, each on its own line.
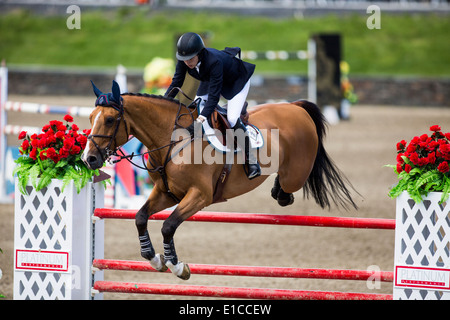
left=387, top=165, right=450, bottom=204
left=0, top=9, right=449, bottom=76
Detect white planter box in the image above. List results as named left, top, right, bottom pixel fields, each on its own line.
left=394, top=191, right=450, bottom=300
left=14, top=179, right=104, bottom=300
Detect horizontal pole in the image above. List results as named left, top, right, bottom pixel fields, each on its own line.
left=93, top=281, right=393, bottom=300
left=94, top=209, right=396, bottom=230
left=93, top=259, right=394, bottom=282
left=5, top=101, right=92, bottom=117
left=241, top=50, right=311, bottom=61
left=4, top=124, right=41, bottom=135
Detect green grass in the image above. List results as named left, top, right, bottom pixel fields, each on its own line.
left=0, top=8, right=449, bottom=76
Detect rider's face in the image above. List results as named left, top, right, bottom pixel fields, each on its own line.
left=184, top=55, right=199, bottom=69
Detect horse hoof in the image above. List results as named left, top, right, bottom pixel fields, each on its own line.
left=158, top=254, right=169, bottom=272
left=177, top=263, right=191, bottom=281
left=277, top=193, right=294, bottom=207
left=165, top=260, right=191, bottom=280
left=150, top=253, right=168, bottom=272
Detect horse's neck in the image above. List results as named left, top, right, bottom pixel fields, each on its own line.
left=124, top=95, right=180, bottom=151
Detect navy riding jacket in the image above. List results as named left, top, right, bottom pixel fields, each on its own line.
left=165, top=47, right=255, bottom=119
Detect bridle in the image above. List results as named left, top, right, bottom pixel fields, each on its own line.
left=87, top=97, right=129, bottom=163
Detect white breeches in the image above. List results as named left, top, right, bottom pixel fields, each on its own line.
left=197, top=79, right=251, bottom=128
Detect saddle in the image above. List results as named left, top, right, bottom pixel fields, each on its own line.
left=209, top=102, right=249, bottom=137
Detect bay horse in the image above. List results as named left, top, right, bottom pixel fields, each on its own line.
left=82, top=81, right=357, bottom=280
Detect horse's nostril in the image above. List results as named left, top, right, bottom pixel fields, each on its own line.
left=87, top=155, right=98, bottom=164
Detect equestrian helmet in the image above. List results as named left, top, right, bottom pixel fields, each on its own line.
left=176, top=32, right=205, bottom=61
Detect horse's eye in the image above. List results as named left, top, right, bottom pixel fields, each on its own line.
left=105, top=117, right=115, bottom=126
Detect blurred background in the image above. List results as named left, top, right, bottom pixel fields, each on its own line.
left=0, top=0, right=449, bottom=104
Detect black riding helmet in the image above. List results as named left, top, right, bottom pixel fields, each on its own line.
left=176, top=32, right=205, bottom=61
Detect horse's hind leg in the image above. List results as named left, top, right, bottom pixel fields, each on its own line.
left=271, top=175, right=294, bottom=207
left=271, top=175, right=281, bottom=200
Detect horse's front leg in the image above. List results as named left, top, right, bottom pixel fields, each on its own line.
left=135, top=188, right=177, bottom=271
left=161, top=187, right=209, bottom=280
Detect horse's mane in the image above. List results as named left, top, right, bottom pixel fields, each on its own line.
left=121, top=92, right=184, bottom=107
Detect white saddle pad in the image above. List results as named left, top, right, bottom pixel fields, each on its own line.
left=202, top=121, right=264, bottom=154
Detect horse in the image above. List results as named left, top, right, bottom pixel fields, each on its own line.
left=82, top=80, right=358, bottom=280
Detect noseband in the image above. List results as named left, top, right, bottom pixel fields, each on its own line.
left=87, top=98, right=129, bottom=162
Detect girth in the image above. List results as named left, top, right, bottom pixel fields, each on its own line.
left=207, top=103, right=249, bottom=203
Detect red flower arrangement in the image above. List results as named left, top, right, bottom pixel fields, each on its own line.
left=387, top=125, right=450, bottom=203
left=14, top=114, right=105, bottom=194
left=19, top=114, right=89, bottom=163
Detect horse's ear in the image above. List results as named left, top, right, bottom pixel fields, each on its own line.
left=91, top=80, right=103, bottom=98
left=111, top=80, right=121, bottom=103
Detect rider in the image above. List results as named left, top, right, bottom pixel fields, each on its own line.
left=165, top=32, right=261, bottom=180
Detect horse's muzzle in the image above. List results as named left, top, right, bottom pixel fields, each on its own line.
left=82, top=151, right=103, bottom=170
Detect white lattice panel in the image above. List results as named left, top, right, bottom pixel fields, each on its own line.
left=394, top=191, right=450, bottom=300
left=14, top=179, right=104, bottom=300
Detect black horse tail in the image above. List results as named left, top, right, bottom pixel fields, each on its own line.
left=292, top=100, right=359, bottom=211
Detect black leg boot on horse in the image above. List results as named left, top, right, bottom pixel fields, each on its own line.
left=271, top=175, right=295, bottom=206
left=161, top=218, right=191, bottom=280
left=233, top=118, right=261, bottom=180
left=135, top=199, right=169, bottom=272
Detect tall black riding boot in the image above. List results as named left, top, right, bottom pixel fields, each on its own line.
left=233, top=118, right=261, bottom=180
